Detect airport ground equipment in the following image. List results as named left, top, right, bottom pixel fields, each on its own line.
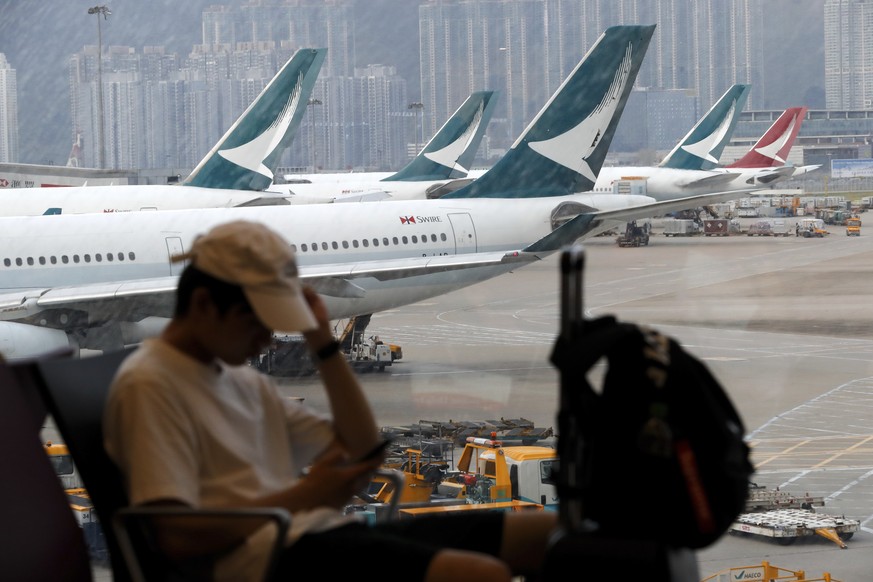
left=730, top=484, right=858, bottom=548
left=701, top=561, right=843, bottom=582
left=730, top=509, right=859, bottom=548
left=616, top=220, right=650, bottom=246
left=662, top=218, right=701, bottom=236
left=703, top=218, right=731, bottom=236
left=385, top=417, right=553, bottom=447
left=369, top=434, right=557, bottom=515
left=846, top=216, right=861, bottom=236
left=798, top=217, right=830, bottom=237
left=252, top=314, right=400, bottom=375
left=747, top=220, right=774, bottom=236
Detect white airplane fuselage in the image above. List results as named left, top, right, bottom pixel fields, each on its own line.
left=0, top=184, right=290, bottom=217
left=592, top=166, right=788, bottom=198
left=0, top=193, right=650, bottom=320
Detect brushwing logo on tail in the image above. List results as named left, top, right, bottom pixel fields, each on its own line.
left=526, top=42, right=634, bottom=183
left=423, top=102, right=486, bottom=173
left=217, top=73, right=304, bottom=180
left=680, top=100, right=738, bottom=164
left=752, top=115, right=798, bottom=165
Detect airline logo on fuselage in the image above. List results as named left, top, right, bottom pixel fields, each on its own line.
left=400, top=215, right=442, bottom=224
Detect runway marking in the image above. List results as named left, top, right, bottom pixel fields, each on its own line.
left=389, top=365, right=554, bottom=378
left=745, top=376, right=873, bottom=533
left=747, top=376, right=873, bottom=440
left=753, top=439, right=812, bottom=468
left=367, top=324, right=555, bottom=346
left=812, top=435, right=873, bottom=469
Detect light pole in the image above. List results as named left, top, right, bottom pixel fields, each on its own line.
left=88, top=5, right=111, bottom=169
left=308, top=98, right=323, bottom=172
left=408, top=102, right=424, bottom=154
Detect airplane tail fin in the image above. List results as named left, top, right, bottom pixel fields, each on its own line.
left=183, top=48, right=326, bottom=191
left=383, top=91, right=497, bottom=182
left=443, top=25, right=655, bottom=199
left=659, top=84, right=750, bottom=170
left=725, top=106, right=807, bottom=168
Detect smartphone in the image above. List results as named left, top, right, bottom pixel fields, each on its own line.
left=354, top=438, right=393, bottom=463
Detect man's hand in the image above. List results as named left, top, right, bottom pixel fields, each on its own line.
left=301, top=286, right=337, bottom=351
left=298, top=448, right=383, bottom=510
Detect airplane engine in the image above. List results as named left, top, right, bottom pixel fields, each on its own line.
left=0, top=321, right=78, bottom=362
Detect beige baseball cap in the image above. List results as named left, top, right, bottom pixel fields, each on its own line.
left=173, top=220, right=318, bottom=332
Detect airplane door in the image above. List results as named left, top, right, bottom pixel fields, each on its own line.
left=165, top=237, right=185, bottom=275
left=448, top=213, right=477, bottom=253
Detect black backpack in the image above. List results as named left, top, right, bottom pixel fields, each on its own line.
left=550, top=315, right=754, bottom=549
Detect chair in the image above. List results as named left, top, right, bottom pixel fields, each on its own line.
left=0, top=360, right=93, bottom=581
left=33, top=348, right=291, bottom=582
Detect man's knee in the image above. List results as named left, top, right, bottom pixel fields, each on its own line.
left=426, top=549, right=512, bottom=582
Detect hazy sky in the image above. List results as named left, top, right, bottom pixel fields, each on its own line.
left=0, top=0, right=824, bottom=165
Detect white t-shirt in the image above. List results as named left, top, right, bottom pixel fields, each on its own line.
left=104, top=338, right=359, bottom=580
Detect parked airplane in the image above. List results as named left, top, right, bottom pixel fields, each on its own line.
left=0, top=48, right=326, bottom=217
left=0, top=24, right=663, bottom=360
left=657, top=84, right=751, bottom=171
left=276, top=90, right=498, bottom=202
left=720, top=106, right=819, bottom=180
left=296, top=83, right=752, bottom=203
left=588, top=98, right=813, bottom=201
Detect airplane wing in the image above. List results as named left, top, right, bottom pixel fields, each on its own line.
left=0, top=278, right=180, bottom=327
left=0, top=251, right=538, bottom=328
left=746, top=165, right=796, bottom=184
left=524, top=187, right=761, bottom=252
left=789, top=164, right=821, bottom=177
left=234, top=193, right=292, bottom=207
left=678, top=172, right=741, bottom=188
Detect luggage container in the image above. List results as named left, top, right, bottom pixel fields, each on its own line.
left=703, top=219, right=729, bottom=236
left=662, top=218, right=700, bottom=237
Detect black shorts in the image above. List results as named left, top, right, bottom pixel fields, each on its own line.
left=272, top=512, right=505, bottom=580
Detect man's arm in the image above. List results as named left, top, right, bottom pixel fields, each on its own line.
left=301, top=287, right=382, bottom=460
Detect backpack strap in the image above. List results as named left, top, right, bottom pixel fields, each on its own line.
left=550, top=315, right=641, bottom=530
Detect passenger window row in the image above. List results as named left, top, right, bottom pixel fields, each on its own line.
left=291, top=232, right=448, bottom=253
left=3, top=251, right=137, bottom=267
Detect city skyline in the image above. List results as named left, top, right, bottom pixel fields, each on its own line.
left=1, top=0, right=826, bottom=167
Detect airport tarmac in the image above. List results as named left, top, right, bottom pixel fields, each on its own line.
left=280, top=225, right=873, bottom=580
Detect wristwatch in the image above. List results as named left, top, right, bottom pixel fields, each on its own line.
left=312, top=340, right=341, bottom=363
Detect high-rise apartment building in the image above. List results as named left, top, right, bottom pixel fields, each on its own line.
left=419, top=0, right=763, bottom=153
left=0, top=53, right=19, bottom=163
left=825, top=0, right=873, bottom=109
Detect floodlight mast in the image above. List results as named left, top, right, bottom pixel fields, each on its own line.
left=88, top=6, right=111, bottom=169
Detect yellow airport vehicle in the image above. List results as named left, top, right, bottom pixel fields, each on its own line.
left=702, top=560, right=843, bottom=582
left=367, top=436, right=558, bottom=516
left=797, top=217, right=829, bottom=238
left=44, top=441, right=83, bottom=490
left=846, top=217, right=861, bottom=236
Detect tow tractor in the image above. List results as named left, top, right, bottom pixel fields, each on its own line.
left=616, top=220, right=650, bottom=247
left=729, top=485, right=859, bottom=548
left=366, top=436, right=557, bottom=519
left=251, top=313, right=400, bottom=375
